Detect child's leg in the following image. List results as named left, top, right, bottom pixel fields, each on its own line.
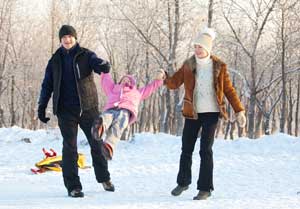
left=92, top=110, right=114, bottom=141
left=101, top=111, right=115, bottom=132
left=104, top=109, right=130, bottom=152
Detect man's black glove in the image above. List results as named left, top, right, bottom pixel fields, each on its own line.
left=38, top=105, right=50, bottom=123
left=100, top=60, right=110, bottom=74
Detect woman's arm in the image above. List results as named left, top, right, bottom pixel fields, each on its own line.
left=164, top=65, right=184, bottom=89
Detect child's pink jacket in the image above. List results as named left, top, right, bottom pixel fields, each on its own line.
left=100, top=73, right=163, bottom=124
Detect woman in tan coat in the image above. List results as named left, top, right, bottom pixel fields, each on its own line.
left=164, top=27, right=246, bottom=200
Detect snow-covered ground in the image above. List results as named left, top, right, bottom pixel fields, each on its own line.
left=0, top=126, right=299, bottom=209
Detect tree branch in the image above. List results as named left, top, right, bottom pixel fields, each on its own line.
left=109, top=0, right=169, bottom=64
left=256, top=67, right=300, bottom=94
left=252, top=0, right=278, bottom=54
left=223, top=12, right=252, bottom=57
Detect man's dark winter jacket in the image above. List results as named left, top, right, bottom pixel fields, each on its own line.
left=38, top=43, right=110, bottom=115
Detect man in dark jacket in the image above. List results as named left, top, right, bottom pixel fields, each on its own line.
left=38, top=25, right=114, bottom=198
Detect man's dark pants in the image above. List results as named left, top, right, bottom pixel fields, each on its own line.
left=57, top=106, right=110, bottom=192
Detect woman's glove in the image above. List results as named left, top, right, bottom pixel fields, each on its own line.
left=236, top=111, right=246, bottom=128
left=155, top=69, right=166, bottom=80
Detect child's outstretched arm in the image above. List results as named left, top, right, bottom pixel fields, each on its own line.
left=100, top=73, right=115, bottom=96
left=139, top=69, right=165, bottom=100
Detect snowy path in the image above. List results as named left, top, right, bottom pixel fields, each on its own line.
left=0, top=127, right=299, bottom=209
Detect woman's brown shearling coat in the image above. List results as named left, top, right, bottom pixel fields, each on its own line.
left=164, top=55, right=245, bottom=120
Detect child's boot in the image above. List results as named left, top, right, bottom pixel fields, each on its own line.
left=101, top=141, right=113, bottom=160
left=91, top=116, right=104, bottom=141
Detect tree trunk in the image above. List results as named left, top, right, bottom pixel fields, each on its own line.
left=224, top=102, right=232, bottom=139
left=280, top=8, right=287, bottom=133
left=0, top=18, right=10, bottom=122
left=271, top=107, right=279, bottom=134
left=50, top=0, right=59, bottom=55
left=248, top=92, right=256, bottom=138
left=131, top=123, right=137, bottom=139
left=176, top=110, right=183, bottom=136
left=21, top=103, right=26, bottom=128
left=215, top=119, right=222, bottom=138
left=139, top=101, right=148, bottom=132
left=139, top=44, right=150, bottom=132
left=164, top=89, right=172, bottom=133
left=295, top=74, right=300, bottom=136
left=146, top=95, right=154, bottom=132
left=173, top=91, right=182, bottom=135
left=163, top=0, right=180, bottom=134
left=0, top=77, right=3, bottom=100
left=248, top=57, right=257, bottom=139
left=10, top=76, right=16, bottom=126
left=28, top=87, right=37, bottom=130
left=230, top=121, right=236, bottom=140
left=255, top=108, right=263, bottom=138
left=152, top=93, right=159, bottom=133
left=0, top=107, right=4, bottom=127
left=224, top=121, right=230, bottom=140
left=207, top=0, right=214, bottom=27
left=264, top=114, right=271, bottom=135
left=160, top=91, right=166, bottom=132
left=287, top=79, right=293, bottom=135
left=21, top=74, right=27, bottom=128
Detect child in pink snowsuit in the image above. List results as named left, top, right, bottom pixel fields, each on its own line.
left=92, top=70, right=165, bottom=160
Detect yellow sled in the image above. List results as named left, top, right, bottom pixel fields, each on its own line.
left=31, top=148, right=89, bottom=174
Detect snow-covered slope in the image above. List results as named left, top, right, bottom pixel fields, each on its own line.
left=0, top=127, right=299, bottom=209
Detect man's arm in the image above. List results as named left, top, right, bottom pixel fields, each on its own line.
left=89, top=52, right=110, bottom=74
left=38, top=60, right=53, bottom=123
left=38, top=60, right=53, bottom=108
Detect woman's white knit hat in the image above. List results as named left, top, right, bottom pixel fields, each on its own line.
left=193, top=27, right=216, bottom=54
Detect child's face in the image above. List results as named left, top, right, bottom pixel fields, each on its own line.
left=120, top=77, right=131, bottom=86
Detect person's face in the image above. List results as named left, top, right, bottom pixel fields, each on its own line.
left=194, top=45, right=209, bottom=59
left=61, top=35, right=76, bottom=50
left=120, top=77, right=131, bottom=86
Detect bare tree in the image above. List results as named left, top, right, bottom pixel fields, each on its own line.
left=208, top=0, right=214, bottom=27
left=0, top=0, right=13, bottom=98
left=295, top=74, right=300, bottom=136
left=279, top=0, right=287, bottom=133
left=106, top=0, right=182, bottom=134
left=256, top=90, right=282, bottom=135
left=277, top=0, right=300, bottom=133
left=287, top=78, right=296, bottom=135
left=222, top=0, right=279, bottom=138
left=1, top=0, right=300, bottom=138
left=9, top=75, right=16, bottom=126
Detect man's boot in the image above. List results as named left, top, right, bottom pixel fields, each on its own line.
left=102, top=180, right=115, bottom=192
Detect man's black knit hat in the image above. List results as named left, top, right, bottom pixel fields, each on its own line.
left=59, top=25, right=77, bottom=41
